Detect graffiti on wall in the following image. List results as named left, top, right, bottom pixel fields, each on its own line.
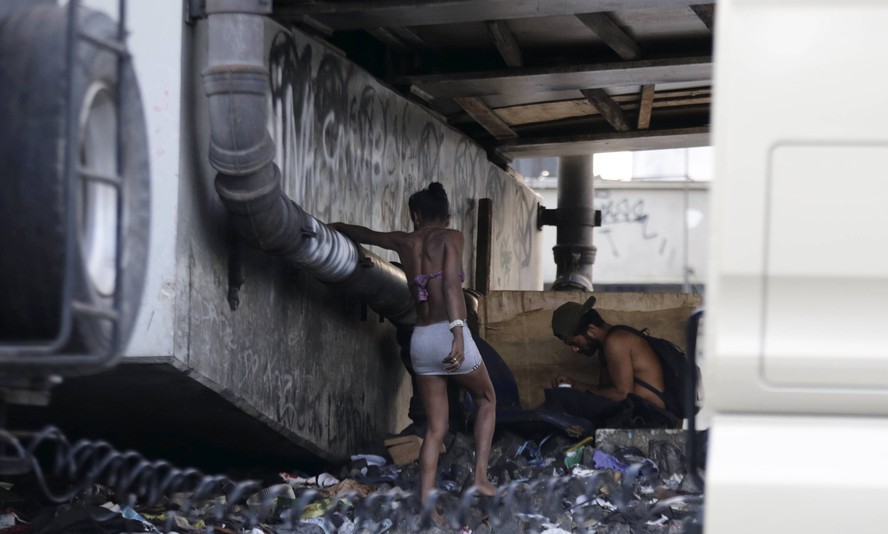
left=191, top=26, right=543, bottom=458
left=268, top=28, right=539, bottom=284
left=593, top=188, right=708, bottom=285
left=596, top=193, right=663, bottom=258
left=269, top=30, right=450, bottom=234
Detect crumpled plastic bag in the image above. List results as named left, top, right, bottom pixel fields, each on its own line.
left=592, top=449, right=628, bottom=473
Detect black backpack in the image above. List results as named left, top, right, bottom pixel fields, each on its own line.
left=609, top=325, right=701, bottom=418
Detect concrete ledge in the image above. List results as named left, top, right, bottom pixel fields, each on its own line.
left=595, top=427, right=689, bottom=455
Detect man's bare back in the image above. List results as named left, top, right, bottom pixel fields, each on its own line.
left=602, top=329, right=666, bottom=409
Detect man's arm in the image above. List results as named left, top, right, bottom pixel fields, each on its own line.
left=551, top=375, right=598, bottom=390
left=328, top=222, right=408, bottom=252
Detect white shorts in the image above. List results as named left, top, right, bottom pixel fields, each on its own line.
left=410, top=322, right=482, bottom=375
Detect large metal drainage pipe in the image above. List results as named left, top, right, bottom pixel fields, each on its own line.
left=202, top=1, right=415, bottom=325
left=552, top=155, right=597, bottom=291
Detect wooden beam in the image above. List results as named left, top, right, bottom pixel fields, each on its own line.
left=487, top=20, right=523, bottom=68
left=575, top=13, right=641, bottom=60
left=274, top=1, right=715, bottom=30
left=409, top=84, right=437, bottom=103
left=637, top=84, right=656, bottom=129
left=656, top=94, right=710, bottom=108
left=494, top=96, right=711, bottom=126
left=580, top=88, right=631, bottom=131
left=491, top=87, right=710, bottom=125
left=474, top=198, right=493, bottom=294
left=299, top=15, right=334, bottom=36
left=495, top=126, right=710, bottom=159
left=493, top=99, right=595, bottom=125
left=453, top=96, right=519, bottom=139
left=690, top=4, right=715, bottom=31
left=366, top=27, right=411, bottom=52
left=396, top=56, right=712, bottom=99
left=389, top=26, right=443, bottom=55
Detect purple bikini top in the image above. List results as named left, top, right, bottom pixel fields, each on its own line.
left=412, top=269, right=465, bottom=302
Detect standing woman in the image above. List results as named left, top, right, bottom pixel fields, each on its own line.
left=330, top=182, right=498, bottom=509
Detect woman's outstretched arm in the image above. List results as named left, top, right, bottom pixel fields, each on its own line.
left=328, top=222, right=408, bottom=252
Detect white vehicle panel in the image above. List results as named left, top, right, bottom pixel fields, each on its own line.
left=707, top=0, right=888, bottom=415
left=705, top=415, right=888, bottom=534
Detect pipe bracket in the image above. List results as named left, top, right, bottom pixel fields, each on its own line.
left=538, top=205, right=601, bottom=229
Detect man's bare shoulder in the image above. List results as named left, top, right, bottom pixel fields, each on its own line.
left=605, top=327, right=637, bottom=342
left=605, top=327, right=651, bottom=351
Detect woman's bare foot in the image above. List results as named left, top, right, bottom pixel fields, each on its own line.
left=431, top=509, right=447, bottom=529
left=474, top=481, right=498, bottom=497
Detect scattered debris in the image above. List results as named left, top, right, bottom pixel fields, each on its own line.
left=0, top=428, right=704, bottom=533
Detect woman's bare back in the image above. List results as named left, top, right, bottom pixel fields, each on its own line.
left=399, top=227, right=464, bottom=326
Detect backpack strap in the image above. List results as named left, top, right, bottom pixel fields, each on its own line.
left=613, top=325, right=677, bottom=413
left=633, top=377, right=668, bottom=405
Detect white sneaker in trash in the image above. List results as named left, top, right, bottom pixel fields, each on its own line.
left=317, top=472, right=339, bottom=487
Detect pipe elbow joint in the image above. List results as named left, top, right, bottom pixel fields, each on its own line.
left=203, top=66, right=275, bottom=176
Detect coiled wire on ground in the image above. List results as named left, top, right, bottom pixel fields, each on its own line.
left=0, top=426, right=701, bottom=533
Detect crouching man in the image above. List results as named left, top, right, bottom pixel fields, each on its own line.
left=546, top=296, right=678, bottom=428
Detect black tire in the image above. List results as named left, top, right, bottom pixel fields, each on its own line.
left=0, top=5, right=150, bottom=361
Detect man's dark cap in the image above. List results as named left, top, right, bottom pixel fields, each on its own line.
left=551, top=295, right=597, bottom=340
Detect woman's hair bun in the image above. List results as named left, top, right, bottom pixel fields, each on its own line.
left=408, top=181, right=450, bottom=220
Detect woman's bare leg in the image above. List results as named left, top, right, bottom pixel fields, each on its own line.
left=416, top=374, right=450, bottom=507
left=454, top=362, right=497, bottom=496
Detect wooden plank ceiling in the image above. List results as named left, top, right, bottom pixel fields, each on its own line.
left=271, top=0, right=714, bottom=163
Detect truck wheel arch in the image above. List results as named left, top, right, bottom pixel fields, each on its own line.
left=0, top=4, right=150, bottom=357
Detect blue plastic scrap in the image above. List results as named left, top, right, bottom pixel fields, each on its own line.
left=516, top=433, right=555, bottom=467
left=592, top=449, right=629, bottom=473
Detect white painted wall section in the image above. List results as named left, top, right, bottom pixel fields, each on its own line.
left=534, top=180, right=709, bottom=288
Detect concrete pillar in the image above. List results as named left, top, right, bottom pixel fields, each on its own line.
left=552, top=155, right=596, bottom=291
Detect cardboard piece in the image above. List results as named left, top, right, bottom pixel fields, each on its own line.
left=384, top=435, right=445, bottom=466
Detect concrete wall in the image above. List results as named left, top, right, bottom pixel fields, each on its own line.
left=478, top=291, right=701, bottom=410
left=594, top=182, right=708, bottom=287
left=137, top=18, right=545, bottom=461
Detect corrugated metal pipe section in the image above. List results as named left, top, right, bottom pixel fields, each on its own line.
left=201, top=0, right=416, bottom=325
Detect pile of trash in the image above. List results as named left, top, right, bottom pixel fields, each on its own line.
left=0, top=428, right=703, bottom=533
